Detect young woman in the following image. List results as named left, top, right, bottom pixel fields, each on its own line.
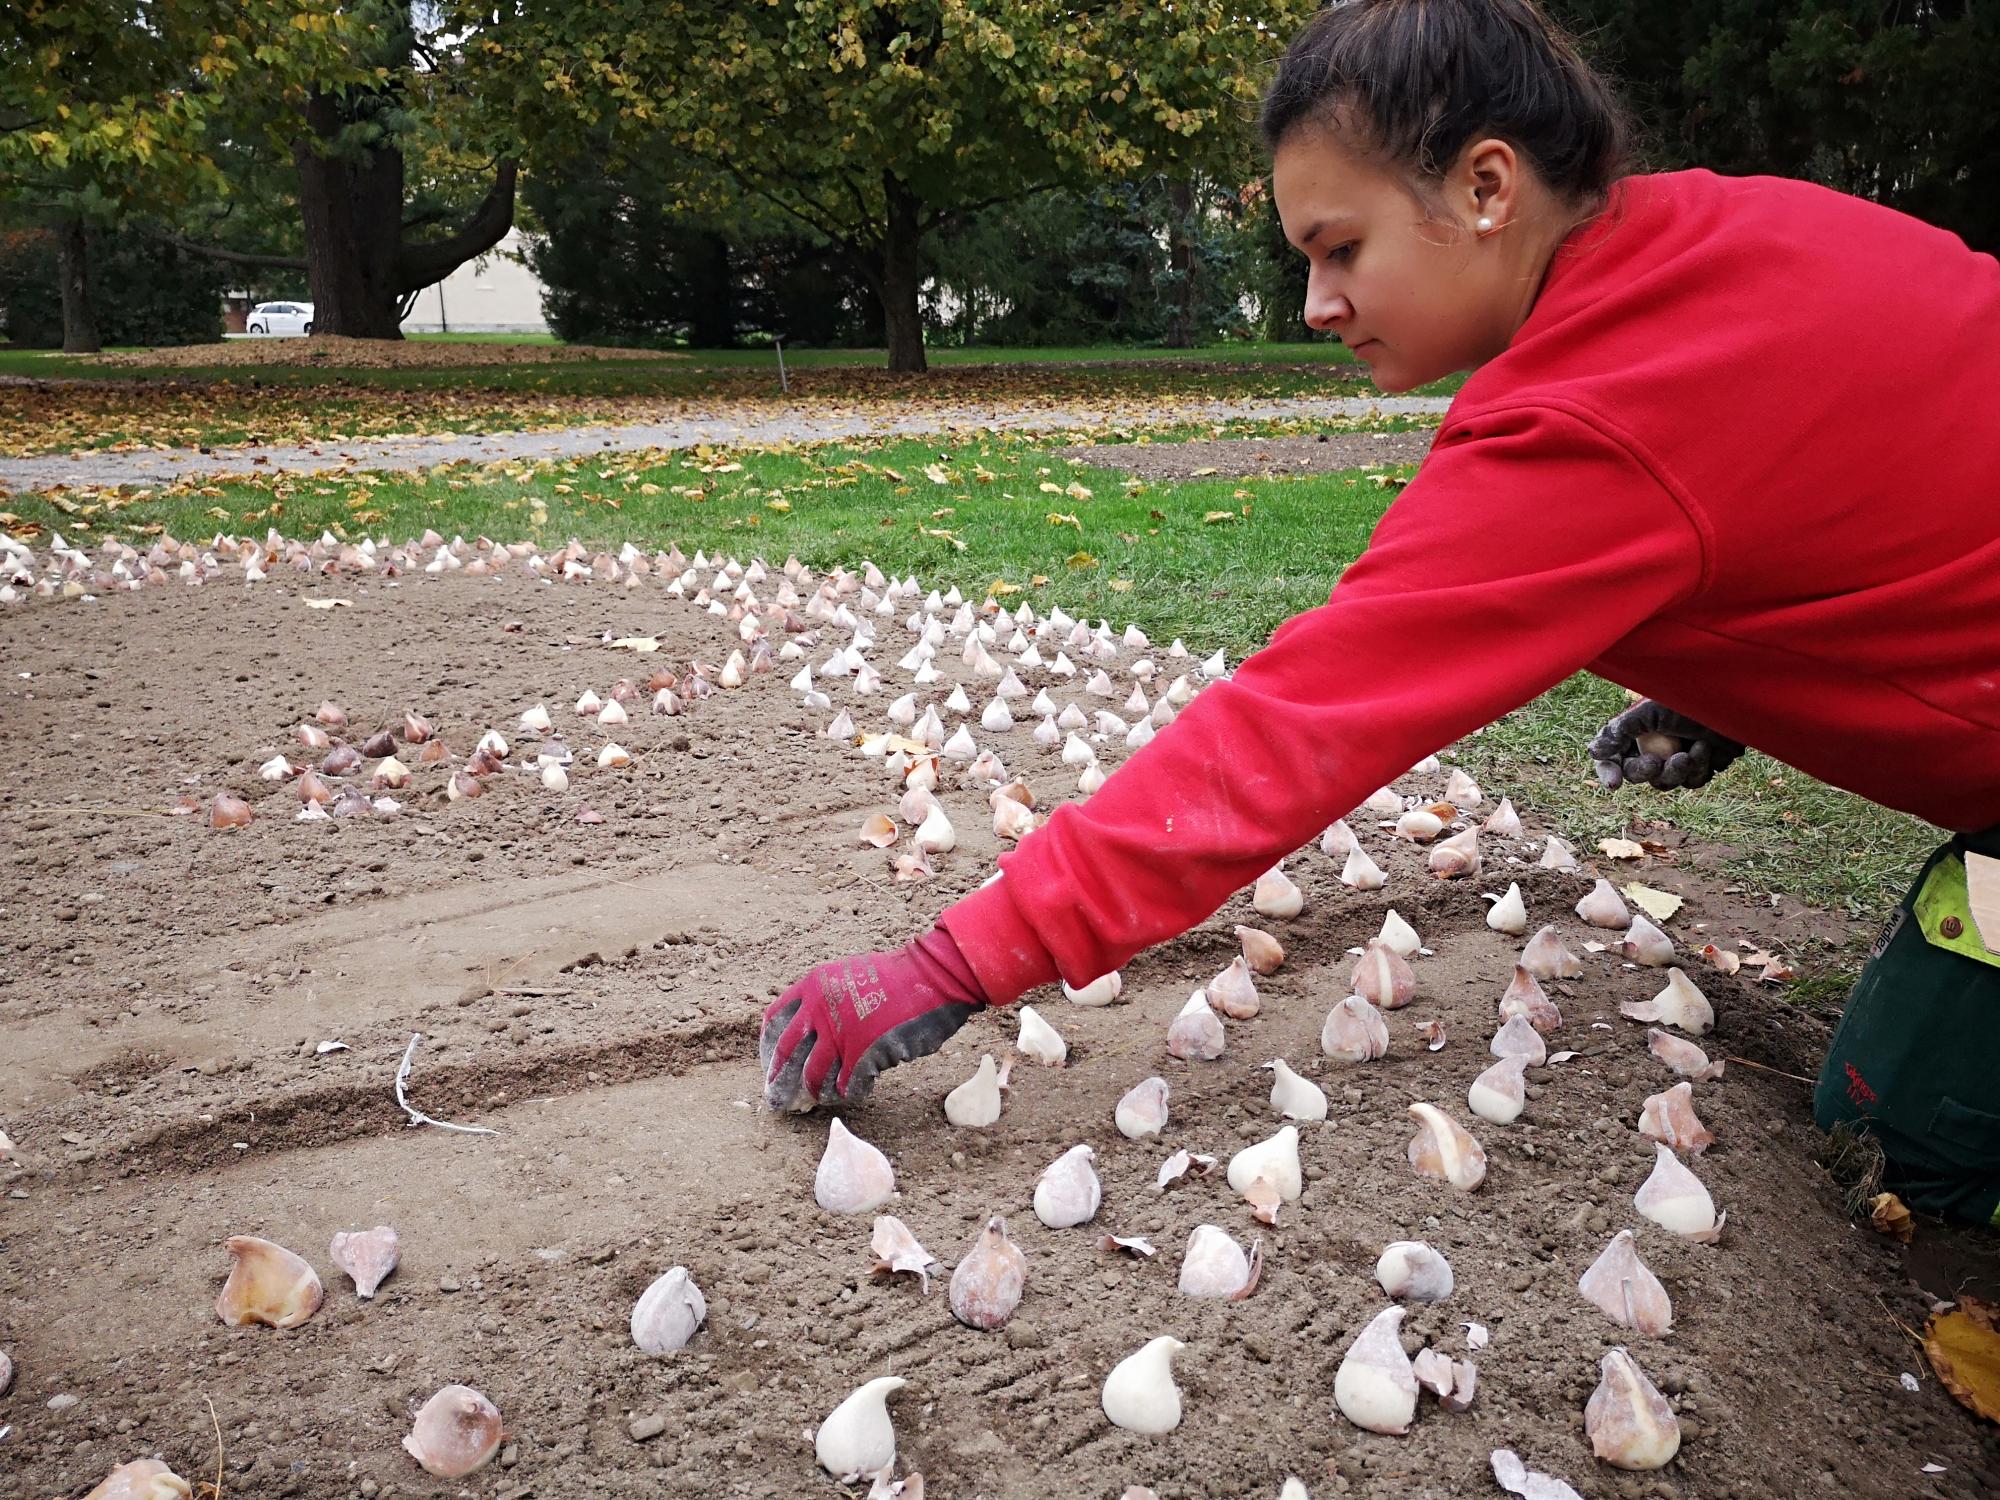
left=762, top=0, right=2000, bottom=1222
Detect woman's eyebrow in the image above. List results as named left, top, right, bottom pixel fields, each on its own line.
left=1298, top=215, right=1358, bottom=248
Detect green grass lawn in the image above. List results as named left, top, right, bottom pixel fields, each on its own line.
left=0, top=425, right=1935, bottom=972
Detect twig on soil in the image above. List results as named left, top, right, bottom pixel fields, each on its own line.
left=194, top=1391, right=224, bottom=1499
left=1720, top=1055, right=1814, bottom=1085
left=393, top=1033, right=498, bottom=1136
left=496, top=985, right=573, bottom=997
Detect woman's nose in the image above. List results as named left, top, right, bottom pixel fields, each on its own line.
left=1303, top=279, right=1352, bottom=332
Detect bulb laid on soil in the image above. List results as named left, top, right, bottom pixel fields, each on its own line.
left=1486, top=883, right=1528, bottom=934
left=329, top=1225, right=399, bottom=1299
left=1335, top=1306, right=1418, bottom=1435
left=1207, top=955, right=1261, bottom=1019
left=1322, top=996, right=1390, bottom=1062
left=1254, top=864, right=1304, bottom=919
left=1116, top=1076, right=1171, bottom=1139
left=1468, top=1054, right=1529, bottom=1125
left=950, top=1216, right=1027, bottom=1329
left=1016, top=1005, right=1067, bottom=1066
left=1585, top=1350, right=1681, bottom=1470
left=816, top=1376, right=907, bottom=1478
left=1498, top=965, right=1563, bottom=1034
left=1578, top=1230, right=1672, bottom=1336
left=1063, top=970, right=1123, bottom=1006
left=815, top=1118, right=895, bottom=1215
left=1576, top=879, right=1631, bottom=928
left=944, top=1054, right=1011, bottom=1128
left=1520, top=924, right=1582, bottom=980
left=1490, top=1015, right=1548, bottom=1067
left=1102, top=1336, right=1186, bottom=1434
left=631, top=1267, right=707, bottom=1352
left=1407, top=1104, right=1487, bottom=1190
left=1485, top=797, right=1523, bottom=836
left=1637, top=1081, right=1715, bottom=1154
left=1351, top=941, right=1415, bottom=1009
left=1375, top=1241, right=1454, bottom=1302
left=1619, top=914, right=1675, bottom=965
left=1166, top=990, right=1225, bottom=1061
left=215, top=1235, right=321, bottom=1328
left=82, top=1460, right=191, bottom=1500
left=1265, top=1059, right=1327, bottom=1122
left=1633, top=1142, right=1724, bottom=1241
left=1227, top=1124, right=1303, bottom=1203
left=404, top=1385, right=504, bottom=1478
left=1428, top=827, right=1481, bottom=878
left=1322, top=817, right=1358, bottom=856
left=1179, top=1225, right=1262, bottom=1300
left=1034, top=1143, right=1102, bottom=1228
left=1621, top=968, right=1714, bottom=1035
left=1647, top=1029, right=1724, bottom=1081
left=1377, top=908, right=1422, bottom=956
left=869, top=1217, right=941, bottom=1294
left=1235, top=925, right=1285, bottom=974
left=1341, top=845, right=1387, bottom=890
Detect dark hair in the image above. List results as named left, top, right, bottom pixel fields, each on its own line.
left=1260, top=0, right=1633, bottom=209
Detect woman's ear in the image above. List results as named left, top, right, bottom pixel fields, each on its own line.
left=1459, top=137, right=1523, bottom=232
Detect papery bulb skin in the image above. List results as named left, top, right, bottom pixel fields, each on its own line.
left=950, top=1217, right=1027, bottom=1329
left=1647, top=1029, right=1724, bottom=1081
left=1468, top=1054, right=1530, bottom=1125
left=1498, top=966, right=1563, bottom=1034
left=944, top=1054, right=1006, bottom=1128
left=814, top=1118, right=896, bottom=1215
left=1637, top=1081, right=1715, bottom=1154
left=815, top=1375, right=907, bottom=1478
left=631, top=1266, right=707, bottom=1353
left=1207, top=955, right=1261, bottom=1019
left=869, top=1217, right=941, bottom=1293
left=1520, top=924, right=1582, bottom=980
left=860, top=812, right=899, bottom=848
left=1321, top=996, right=1390, bottom=1062
left=1619, top=914, right=1675, bottom=966
left=1351, top=941, right=1416, bottom=1010
left=1265, top=1059, right=1327, bottom=1122
left=1486, top=883, right=1529, bottom=935
left=1633, top=1142, right=1725, bottom=1241
left=1341, top=845, right=1387, bottom=890
left=329, top=1225, right=400, bottom=1298
left=1166, top=990, right=1226, bottom=1061
left=1406, top=1103, right=1488, bottom=1190
left=1576, top=878, right=1631, bottom=928
left=1489, top=1014, right=1548, bottom=1066
left=1334, top=1306, right=1418, bottom=1435
left=403, top=1385, right=504, bottom=1478
left=1034, top=1144, right=1103, bottom=1229
left=215, top=1235, right=322, bottom=1328
left=1620, top=968, right=1714, bottom=1035
left=1102, top=1335, right=1186, bottom=1434
left=82, top=1460, right=193, bottom=1500
left=1016, top=1005, right=1067, bottom=1066
left=1179, top=1224, right=1257, bottom=1299
left=1428, top=826, right=1481, bottom=878
left=1235, top=925, right=1286, bottom=975
left=1253, top=865, right=1304, bottom=919
left=1116, top=1076, right=1171, bottom=1139
left=1374, top=1241, right=1454, bottom=1302
left=1227, top=1124, right=1303, bottom=1202
left=1585, top=1350, right=1681, bottom=1470
left=1578, top=1230, right=1672, bottom=1336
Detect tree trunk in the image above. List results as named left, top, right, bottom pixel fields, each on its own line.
left=1163, top=179, right=1197, bottom=349
left=55, top=216, right=100, bottom=354
left=880, top=174, right=927, bottom=373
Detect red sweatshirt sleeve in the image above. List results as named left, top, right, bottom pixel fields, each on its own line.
left=938, top=402, right=1711, bottom=1002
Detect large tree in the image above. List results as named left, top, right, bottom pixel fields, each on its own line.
left=464, top=0, right=1316, bottom=370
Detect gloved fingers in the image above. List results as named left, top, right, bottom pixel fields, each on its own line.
left=797, top=1027, right=839, bottom=1104
left=836, top=1002, right=979, bottom=1099
left=1585, top=717, right=1637, bottom=766
left=1593, top=758, right=1626, bottom=791
left=1657, top=750, right=1695, bottom=789
left=1707, top=737, right=1746, bottom=774
left=1622, top=751, right=1665, bottom=787
left=763, top=1024, right=819, bottom=1111
left=758, top=992, right=803, bottom=1074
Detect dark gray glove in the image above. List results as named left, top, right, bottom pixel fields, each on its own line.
left=1587, top=700, right=1745, bottom=791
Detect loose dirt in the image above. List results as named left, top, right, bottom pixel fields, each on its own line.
left=0, top=566, right=1994, bottom=1499
left=1055, top=431, right=1436, bottom=481
left=87, top=339, right=690, bottom=370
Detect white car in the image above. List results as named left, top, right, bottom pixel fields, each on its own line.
left=246, top=301, right=314, bottom=336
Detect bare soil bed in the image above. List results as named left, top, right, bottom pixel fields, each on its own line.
left=87, top=338, right=689, bottom=370
left=0, top=566, right=1995, bottom=1500
left=1055, top=431, right=1435, bottom=480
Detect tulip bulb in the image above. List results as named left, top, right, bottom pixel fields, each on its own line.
left=914, top=801, right=956, bottom=854
left=950, top=1216, right=1027, bottom=1328
left=1320, top=818, right=1357, bottom=857
left=215, top=1235, right=322, bottom=1327
left=1585, top=1350, right=1681, bottom=1470
left=631, top=1266, right=707, bottom=1352
left=329, top=1225, right=399, bottom=1298
left=296, top=721, right=332, bottom=751
left=1486, top=883, right=1528, bottom=935
left=1578, top=1230, right=1672, bottom=1336
left=1620, top=967, right=1714, bottom=1035
left=815, top=1375, right=907, bottom=1479
left=1180, top=1224, right=1262, bottom=1299
left=945, top=1054, right=1012, bottom=1128
left=1235, top=924, right=1285, bottom=974
left=1498, top=965, right=1562, bottom=1034
left=1619, top=914, right=1674, bottom=965
left=1377, top=908, right=1421, bottom=956
left=1063, top=970, right=1123, bottom=1006
left=540, top=762, right=569, bottom=793
left=1443, top=767, right=1483, bottom=806
left=1034, top=1143, right=1102, bottom=1228
left=1265, top=1059, right=1327, bottom=1121
left=1166, top=990, right=1225, bottom=1060
left=1207, top=955, right=1260, bottom=1019
left=991, top=795, right=1036, bottom=840
left=1253, top=864, right=1304, bottom=919
left=1102, top=1335, right=1186, bottom=1434
left=1576, top=878, right=1631, bottom=928
left=1116, top=1076, right=1170, bottom=1139
left=402, top=1384, right=504, bottom=1478
left=1520, top=924, right=1582, bottom=980
left=258, top=754, right=293, bottom=781
left=1334, top=1306, right=1418, bottom=1435
left=815, top=1118, right=896, bottom=1214
left=1468, top=1054, right=1529, bottom=1125
left=1227, top=1124, right=1302, bottom=1202
left=1637, top=1081, right=1714, bottom=1154
left=869, top=1216, right=941, bottom=1293
left=1078, top=762, right=1108, bottom=794
left=1351, top=941, right=1415, bottom=1009
left=1341, top=845, right=1387, bottom=890
left=1540, top=835, right=1579, bottom=871
left=1634, top=1141, right=1724, bottom=1241
left=83, top=1459, right=192, bottom=1499
left=1491, top=1450, right=1585, bottom=1500
left=1647, top=1028, right=1723, bottom=1081
left=1484, top=796, right=1523, bottom=836
left=209, top=793, right=253, bottom=829
left=315, top=700, right=348, bottom=728
left=1396, top=808, right=1444, bottom=842
left=1321, top=995, right=1390, bottom=1062
left=575, top=689, right=602, bottom=716
left=1016, top=1005, right=1067, bottom=1066
left=1483, top=1016, right=1546, bottom=1071
left=596, top=742, right=631, bottom=768
left=520, top=703, right=553, bottom=733
left=1407, top=1103, right=1487, bottom=1190
left=1375, top=1241, right=1454, bottom=1302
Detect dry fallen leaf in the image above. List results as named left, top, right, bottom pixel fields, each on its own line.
left=1623, top=883, right=1685, bottom=922
left=1925, top=1296, right=2000, bottom=1424
left=1698, top=943, right=1742, bottom=975
left=1869, top=1192, right=1914, bottom=1244
left=1599, top=837, right=1646, bottom=860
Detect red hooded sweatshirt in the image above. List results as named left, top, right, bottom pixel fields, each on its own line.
left=939, top=169, right=2000, bottom=1003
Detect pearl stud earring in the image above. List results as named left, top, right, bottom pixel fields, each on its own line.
left=1475, top=215, right=1495, bottom=233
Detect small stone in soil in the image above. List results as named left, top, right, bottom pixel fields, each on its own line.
left=629, top=1413, right=667, bottom=1442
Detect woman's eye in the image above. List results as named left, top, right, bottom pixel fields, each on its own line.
left=1326, top=242, right=1356, bottom=264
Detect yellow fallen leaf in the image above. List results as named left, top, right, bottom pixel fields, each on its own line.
left=1868, top=1192, right=1914, bottom=1244
left=1202, top=510, right=1237, bottom=525
left=1108, top=579, right=1133, bottom=593
left=1046, top=512, right=1081, bottom=530
left=987, top=580, right=1021, bottom=597
left=765, top=499, right=791, bottom=512
left=1191, top=466, right=1219, bottom=477
left=1599, top=837, right=1646, bottom=860
left=1038, top=481, right=1064, bottom=495
left=1065, top=481, right=1093, bottom=501
left=923, top=463, right=950, bottom=484
left=1066, top=551, right=1098, bottom=570
left=608, top=636, right=662, bottom=652
left=881, top=467, right=905, bottom=483
left=303, top=597, right=352, bottom=610
left=1622, top=883, right=1684, bottom=922
left=1029, top=574, right=1049, bottom=586
left=1926, top=1296, right=2000, bottom=1424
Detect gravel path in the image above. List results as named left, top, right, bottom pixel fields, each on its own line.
left=0, top=393, right=1451, bottom=492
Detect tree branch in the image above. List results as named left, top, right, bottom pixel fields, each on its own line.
left=922, top=180, right=1061, bottom=234
left=393, top=159, right=517, bottom=291
left=144, top=231, right=308, bottom=271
